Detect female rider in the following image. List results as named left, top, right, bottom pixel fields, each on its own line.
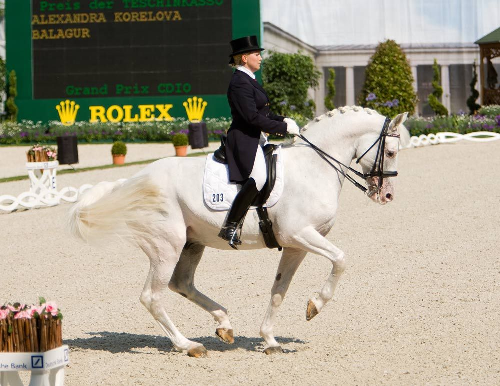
left=218, top=35, right=300, bottom=248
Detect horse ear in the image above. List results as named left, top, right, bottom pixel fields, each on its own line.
left=389, top=112, right=410, bottom=147
left=388, top=112, right=408, bottom=134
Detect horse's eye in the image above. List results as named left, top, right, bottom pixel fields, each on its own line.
left=386, top=150, right=396, bottom=158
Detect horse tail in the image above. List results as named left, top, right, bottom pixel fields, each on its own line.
left=68, top=174, right=164, bottom=246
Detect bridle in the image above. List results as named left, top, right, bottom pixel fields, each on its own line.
left=296, top=117, right=400, bottom=194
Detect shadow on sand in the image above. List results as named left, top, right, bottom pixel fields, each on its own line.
left=65, top=331, right=306, bottom=354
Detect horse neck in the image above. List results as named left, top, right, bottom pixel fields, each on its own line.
left=301, top=111, right=383, bottom=165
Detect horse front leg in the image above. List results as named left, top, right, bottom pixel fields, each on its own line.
left=168, top=242, right=234, bottom=344
left=139, top=237, right=207, bottom=358
left=260, top=248, right=307, bottom=354
left=292, top=226, right=346, bottom=321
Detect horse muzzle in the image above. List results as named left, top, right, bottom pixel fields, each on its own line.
left=366, top=177, right=394, bottom=205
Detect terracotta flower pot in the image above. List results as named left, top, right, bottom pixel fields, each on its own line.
left=175, top=145, right=188, bottom=157
left=113, top=154, right=126, bottom=165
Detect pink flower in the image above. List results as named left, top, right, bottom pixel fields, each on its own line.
left=7, top=304, right=25, bottom=312
left=14, top=310, right=31, bottom=319
left=0, top=309, right=9, bottom=319
left=29, top=305, right=44, bottom=317
left=44, top=301, right=58, bottom=316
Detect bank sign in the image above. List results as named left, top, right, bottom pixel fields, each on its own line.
left=6, top=0, right=262, bottom=123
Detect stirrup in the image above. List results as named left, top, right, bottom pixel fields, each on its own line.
left=218, top=225, right=242, bottom=249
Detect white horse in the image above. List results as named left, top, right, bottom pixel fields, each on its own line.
left=69, top=106, right=409, bottom=357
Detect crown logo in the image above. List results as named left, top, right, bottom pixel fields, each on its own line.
left=56, top=100, right=80, bottom=126
left=183, top=96, right=207, bottom=122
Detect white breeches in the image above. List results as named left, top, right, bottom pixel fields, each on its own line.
left=249, top=145, right=266, bottom=191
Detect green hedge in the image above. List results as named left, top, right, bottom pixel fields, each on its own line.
left=0, top=117, right=231, bottom=145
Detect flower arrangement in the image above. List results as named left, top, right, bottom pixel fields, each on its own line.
left=0, top=298, right=63, bottom=352
left=26, top=143, right=57, bottom=162
left=0, top=117, right=231, bottom=145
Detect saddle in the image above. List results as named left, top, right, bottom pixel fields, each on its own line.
left=213, top=135, right=282, bottom=250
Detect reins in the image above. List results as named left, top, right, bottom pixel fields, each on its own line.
left=296, top=117, right=399, bottom=194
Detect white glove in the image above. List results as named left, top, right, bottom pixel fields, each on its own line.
left=284, top=118, right=300, bottom=136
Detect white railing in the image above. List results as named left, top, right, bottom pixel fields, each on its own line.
left=0, top=161, right=92, bottom=213
left=408, top=131, right=500, bottom=147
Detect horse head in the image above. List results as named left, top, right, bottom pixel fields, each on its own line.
left=355, top=112, right=409, bottom=205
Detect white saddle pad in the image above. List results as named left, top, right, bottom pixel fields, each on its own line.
left=203, top=146, right=284, bottom=211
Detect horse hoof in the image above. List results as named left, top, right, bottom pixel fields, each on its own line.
left=216, top=328, right=234, bottom=344
left=187, top=345, right=208, bottom=358
left=306, top=300, right=319, bottom=321
left=264, top=346, right=283, bottom=355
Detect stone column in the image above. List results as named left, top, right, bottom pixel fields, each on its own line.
left=346, top=66, right=355, bottom=106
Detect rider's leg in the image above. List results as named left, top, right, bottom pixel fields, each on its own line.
left=217, top=177, right=259, bottom=248
left=218, top=146, right=266, bottom=248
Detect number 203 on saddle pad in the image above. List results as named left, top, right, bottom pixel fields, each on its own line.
left=203, top=146, right=284, bottom=211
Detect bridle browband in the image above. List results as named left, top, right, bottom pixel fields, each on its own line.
left=296, top=116, right=400, bottom=194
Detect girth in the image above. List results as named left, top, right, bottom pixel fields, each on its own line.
left=213, top=135, right=282, bottom=250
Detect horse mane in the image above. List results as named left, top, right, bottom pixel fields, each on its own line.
left=282, top=106, right=382, bottom=146
left=300, top=106, right=381, bottom=133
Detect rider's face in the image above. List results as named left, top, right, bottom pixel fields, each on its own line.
left=243, top=51, right=262, bottom=73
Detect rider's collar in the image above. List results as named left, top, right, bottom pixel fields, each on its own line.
left=236, top=66, right=256, bottom=80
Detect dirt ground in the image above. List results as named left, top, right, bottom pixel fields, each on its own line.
left=1, top=140, right=499, bottom=385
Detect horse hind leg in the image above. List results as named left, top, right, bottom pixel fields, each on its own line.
left=293, top=226, right=346, bottom=321
left=168, top=242, right=234, bottom=344
left=139, top=237, right=208, bottom=358
left=260, top=248, right=307, bottom=354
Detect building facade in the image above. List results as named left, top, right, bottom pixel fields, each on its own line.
left=264, top=22, right=484, bottom=117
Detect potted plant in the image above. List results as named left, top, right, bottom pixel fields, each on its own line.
left=172, top=133, right=188, bottom=156
left=111, top=141, right=127, bottom=165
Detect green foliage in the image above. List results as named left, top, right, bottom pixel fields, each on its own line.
left=324, top=68, right=336, bottom=111
left=262, top=51, right=321, bottom=119
left=111, top=140, right=127, bottom=155
left=467, top=61, right=481, bottom=115
left=172, top=133, right=188, bottom=146
left=428, top=59, right=448, bottom=116
left=6, top=70, right=18, bottom=122
left=358, top=39, right=417, bottom=117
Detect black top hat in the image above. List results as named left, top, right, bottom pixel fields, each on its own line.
left=228, top=35, right=264, bottom=64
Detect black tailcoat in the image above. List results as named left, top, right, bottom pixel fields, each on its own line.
left=226, top=70, right=287, bottom=183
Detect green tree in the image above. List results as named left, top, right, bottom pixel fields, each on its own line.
left=359, top=39, right=416, bottom=117
left=6, top=70, right=18, bottom=121
left=467, top=61, right=481, bottom=115
left=262, top=51, right=321, bottom=119
left=428, top=59, right=448, bottom=116
left=324, top=68, right=336, bottom=111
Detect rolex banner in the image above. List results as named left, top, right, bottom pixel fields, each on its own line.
left=6, top=0, right=262, bottom=123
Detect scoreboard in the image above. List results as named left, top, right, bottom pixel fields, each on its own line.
left=6, top=0, right=262, bottom=122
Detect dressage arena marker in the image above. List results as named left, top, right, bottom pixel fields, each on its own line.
left=1, top=131, right=499, bottom=213
left=0, top=345, right=69, bottom=386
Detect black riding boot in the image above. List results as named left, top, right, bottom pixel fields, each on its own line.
left=218, top=178, right=259, bottom=249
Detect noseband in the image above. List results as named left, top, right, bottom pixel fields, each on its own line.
left=297, top=116, right=400, bottom=194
